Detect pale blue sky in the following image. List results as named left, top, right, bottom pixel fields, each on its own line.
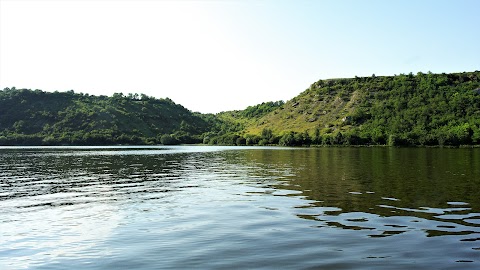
left=1, top=0, right=479, bottom=113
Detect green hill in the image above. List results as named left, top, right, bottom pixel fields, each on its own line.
left=209, top=71, right=480, bottom=146
left=1, top=71, right=480, bottom=146
left=0, top=88, right=210, bottom=145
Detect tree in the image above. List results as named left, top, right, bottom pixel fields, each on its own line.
left=279, top=132, right=295, bottom=146
left=160, top=134, right=179, bottom=145
left=236, top=136, right=246, bottom=146
left=261, top=128, right=274, bottom=142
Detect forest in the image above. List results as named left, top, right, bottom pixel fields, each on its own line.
left=0, top=89, right=211, bottom=145
left=1, top=71, right=479, bottom=146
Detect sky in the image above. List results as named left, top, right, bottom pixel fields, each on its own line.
left=1, top=0, right=479, bottom=113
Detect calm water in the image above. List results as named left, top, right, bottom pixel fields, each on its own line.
left=0, top=146, right=479, bottom=269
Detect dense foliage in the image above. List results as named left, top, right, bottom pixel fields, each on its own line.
left=201, top=101, right=285, bottom=145
left=308, top=71, right=480, bottom=146
left=0, top=88, right=210, bottom=145
left=240, top=101, right=285, bottom=118
left=207, top=71, right=480, bottom=147
left=1, top=71, right=479, bottom=146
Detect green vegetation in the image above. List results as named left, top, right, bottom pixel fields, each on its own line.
left=200, top=101, right=284, bottom=146
left=205, top=71, right=480, bottom=147
left=1, top=71, right=480, bottom=146
left=0, top=88, right=210, bottom=145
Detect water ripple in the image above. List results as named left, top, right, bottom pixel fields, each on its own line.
left=1, top=146, right=479, bottom=269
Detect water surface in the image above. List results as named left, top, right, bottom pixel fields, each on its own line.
left=1, top=146, right=479, bottom=269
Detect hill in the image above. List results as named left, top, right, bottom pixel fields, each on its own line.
left=208, top=71, right=480, bottom=146
left=1, top=71, right=480, bottom=146
left=0, top=89, right=211, bottom=145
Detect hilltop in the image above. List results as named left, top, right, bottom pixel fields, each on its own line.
left=1, top=71, right=480, bottom=146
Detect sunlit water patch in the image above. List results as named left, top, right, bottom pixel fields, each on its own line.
left=0, top=146, right=479, bottom=269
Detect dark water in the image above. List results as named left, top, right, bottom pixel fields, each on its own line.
left=0, top=146, right=479, bottom=269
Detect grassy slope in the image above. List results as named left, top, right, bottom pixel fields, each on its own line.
left=242, top=71, right=480, bottom=142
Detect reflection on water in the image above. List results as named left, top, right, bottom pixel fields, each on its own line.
left=0, top=146, right=479, bottom=269
left=249, top=148, right=480, bottom=227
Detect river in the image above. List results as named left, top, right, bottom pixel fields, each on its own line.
left=1, top=146, right=479, bottom=269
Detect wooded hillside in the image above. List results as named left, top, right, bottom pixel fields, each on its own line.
left=209, top=71, right=480, bottom=146
left=1, top=71, right=479, bottom=146
left=0, top=89, right=210, bottom=145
